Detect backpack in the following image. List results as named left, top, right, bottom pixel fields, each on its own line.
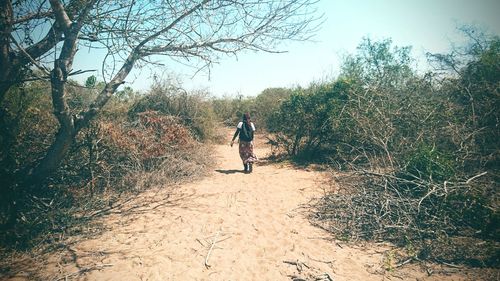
left=240, top=122, right=254, bottom=141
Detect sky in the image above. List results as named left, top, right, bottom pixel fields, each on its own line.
left=74, top=0, right=500, bottom=97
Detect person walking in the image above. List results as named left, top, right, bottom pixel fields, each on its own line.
left=230, top=113, right=258, bottom=173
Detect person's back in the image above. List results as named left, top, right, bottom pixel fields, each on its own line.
left=230, top=113, right=258, bottom=173
left=237, top=120, right=255, bottom=142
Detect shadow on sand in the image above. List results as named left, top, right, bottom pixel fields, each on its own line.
left=215, top=169, right=245, bottom=174
left=0, top=187, right=200, bottom=280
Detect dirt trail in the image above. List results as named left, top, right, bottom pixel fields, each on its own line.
left=4, top=133, right=482, bottom=281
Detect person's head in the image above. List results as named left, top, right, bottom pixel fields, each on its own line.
left=242, top=112, right=251, bottom=123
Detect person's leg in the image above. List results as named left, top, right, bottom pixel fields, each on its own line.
left=243, top=162, right=248, bottom=172
left=248, top=162, right=253, bottom=173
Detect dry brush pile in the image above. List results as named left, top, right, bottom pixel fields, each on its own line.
left=309, top=171, right=498, bottom=266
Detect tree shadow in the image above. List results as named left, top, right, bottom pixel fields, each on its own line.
left=0, top=186, right=200, bottom=280
left=215, top=169, right=245, bottom=174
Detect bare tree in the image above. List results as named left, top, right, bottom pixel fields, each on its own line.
left=0, top=0, right=85, bottom=100
left=1, top=0, right=321, bottom=225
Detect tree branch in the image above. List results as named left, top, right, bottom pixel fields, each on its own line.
left=136, top=0, right=210, bottom=50
left=9, top=34, right=51, bottom=76
left=13, top=10, right=53, bottom=25
left=0, top=0, right=13, bottom=99
left=48, top=0, right=72, bottom=33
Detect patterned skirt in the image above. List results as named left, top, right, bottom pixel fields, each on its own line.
left=239, top=141, right=258, bottom=164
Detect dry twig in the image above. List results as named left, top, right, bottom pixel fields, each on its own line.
left=283, top=259, right=310, bottom=273
left=52, top=264, right=113, bottom=281
left=204, top=230, right=220, bottom=268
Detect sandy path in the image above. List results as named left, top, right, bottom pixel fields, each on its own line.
left=4, top=133, right=484, bottom=281
left=62, top=142, right=361, bottom=280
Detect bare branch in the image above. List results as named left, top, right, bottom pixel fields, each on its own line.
left=9, top=34, right=51, bottom=75
left=48, top=0, right=72, bottom=33
left=13, top=10, right=53, bottom=24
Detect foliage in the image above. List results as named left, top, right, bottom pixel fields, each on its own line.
left=253, top=87, right=293, bottom=129
left=129, top=78, right=217, bottom=141
left=270, top=32, right=499, bottom=266
left=402, top=144, right=456, bottom=182
left=211, top=94, right=256, bottom=126
left=211, top=87, right=292, bottom=130
left=59, top=111, right=200, bottom=194
left=267, top=81, right=350, bottom=159
left=0, top=81, right=56, bottom=172
left=0, top=79, right=213, bottom=250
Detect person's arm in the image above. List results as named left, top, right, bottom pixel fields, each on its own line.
left=251, top=122, right=256, bottom=146
left=230, top=128, right=239, bottom=147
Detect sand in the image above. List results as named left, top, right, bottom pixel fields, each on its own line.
left=2, top=133, right=491, bottom=281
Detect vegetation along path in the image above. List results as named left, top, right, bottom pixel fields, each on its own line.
left=4, top=132, right=489, bottom=281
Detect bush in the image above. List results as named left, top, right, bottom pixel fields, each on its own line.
left=402, top=144, right=457, bottom=182
left=253, top=87, right=292, bottom=130
left=129, top=78, right=218, bottom=141
left=267, top=81, right=351, bottom=159
left=272, top=33, right=499, bottom=266
left=0, top=78, right=214, bottom=251
left=212, top=94, right=256, bottom=127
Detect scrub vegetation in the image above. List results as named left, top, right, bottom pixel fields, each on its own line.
left=0, top=77, right=216, bottom=250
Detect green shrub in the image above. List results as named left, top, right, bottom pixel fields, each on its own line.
left=267, top=80, right=352, bottom=159
left=403, top=144, right=456, bottom=182
left=212, top=95, right=256, bottom=127
left=129, top=79, right=217, bottom=141
left=254, top=87, right=292, bottom=130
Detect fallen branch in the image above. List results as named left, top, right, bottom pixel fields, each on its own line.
left=307, top=170, right=497, bottom=266
left=196, top=238, right=206, bottom=247
left=215, top=235, right=232, bottom=244
left=307, top=255, right=334, bottom=265
left=52, top=264, right=113, bottom=281
left=439, top=261, right=464, bottom=269
left=465, top=171, right=487, bottom=184
left=204, top=230, right=220, bottom=268
left=395, top=258, right=413, bottom=268
left=315, top=273, right=334, bottom=281
left=283, top=260, right=309, bottom=273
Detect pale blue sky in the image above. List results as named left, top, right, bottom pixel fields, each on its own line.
left=73, top=0, right=500, bottom=96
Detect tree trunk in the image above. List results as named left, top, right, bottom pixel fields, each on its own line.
left=0, top=0, right=13, bottom=102
left=292, top=134, right=302, bottom=156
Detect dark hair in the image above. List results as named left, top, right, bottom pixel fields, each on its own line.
left=242, top=113, right=251, bottom=128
